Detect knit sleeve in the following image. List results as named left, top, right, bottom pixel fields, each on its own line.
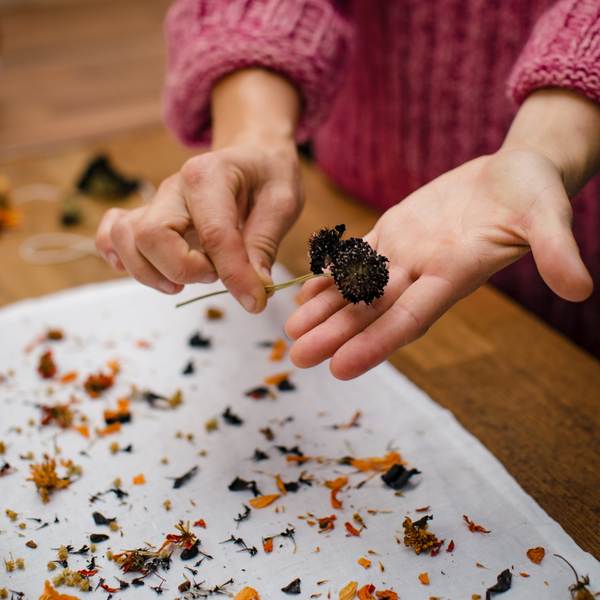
left=508, top=0, right=600, bottom=106
left=162, top=0, right=354, bottom=146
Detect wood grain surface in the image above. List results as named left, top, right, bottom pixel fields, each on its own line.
left=1, top=0, right=598, bottom=563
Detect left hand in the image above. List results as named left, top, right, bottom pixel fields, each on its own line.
left=285, top=146, right=593, bottom=380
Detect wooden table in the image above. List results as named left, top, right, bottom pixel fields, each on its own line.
left=1, top=128, right=599, bottom=561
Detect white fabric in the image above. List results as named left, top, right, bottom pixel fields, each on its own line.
left=0, top=264, right=598, bottom=599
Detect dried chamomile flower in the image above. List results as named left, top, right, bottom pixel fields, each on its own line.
left=309, top=224, right=346, bottom=274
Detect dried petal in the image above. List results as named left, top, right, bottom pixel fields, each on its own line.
left=249, top=494, right=281, bottom=509
left=375, top=591, right=398, bottom=600
left=39, top=580, right=80, bottom=600
left=325, top=477, right=348, bottom=490
left=339, top=581, right=358, bottom=600
left=463, top=515, right=491, bottom=534
left=357, top=584, right=376, bottom=600
left=234, top=587, right=261, bottom=600
left=418, top=573, right=430, bottom=585
left=358, top=558, right=371, bottom=569
left=269, top=339, right=287, bottom=361
left=331, top=489, right=343, bottom=509
left=526, top=547, right=545, bottom=564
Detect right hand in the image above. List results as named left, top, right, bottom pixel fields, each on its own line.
left=95, top=139, right=304, bottom=313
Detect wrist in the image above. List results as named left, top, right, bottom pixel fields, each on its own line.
left=211, top=68, right=300, bottom=150
left=501, top=89, right=600, bottom=198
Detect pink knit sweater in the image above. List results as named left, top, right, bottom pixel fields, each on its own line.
left=163, top=0, right=600, bottom=358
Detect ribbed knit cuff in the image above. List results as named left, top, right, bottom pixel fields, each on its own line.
left=508, top=0, right=600, bottom=106
left=162, top=0, right=353, bottom=147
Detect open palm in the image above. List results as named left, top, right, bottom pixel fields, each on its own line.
left=286, top=148, right=593, bottom=380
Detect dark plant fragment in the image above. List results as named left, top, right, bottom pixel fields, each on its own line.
left=381, top=464, right=421, bottom=490
left=222, top=407, right=243, bottom=425
left=234, top=504, right=251, bottom=526
left=170, top=465, right=198, bottom=489
left=245, top=386, right=271, bottom=400
left=182, top=361, right=194, bottom=375
left=228, top=477, right=261, bottom=497
left=250, top=449, right=269, bottom=462
left=90, top=534, right=110, bottom=543
left=189, top=332, right=211, bottom=348
left=275, top=445, right=303, bottom=456
left=282, top=578, right=302, bottom=594
left=277, top=378, right=296, bottom=392
left=486, top=569, right=512, bottom=600
left=76, top=155, right=139, bottom=199
left=92, top=511, right=116, bottom=526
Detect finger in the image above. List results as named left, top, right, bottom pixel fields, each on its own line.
left=288, top=266, right=411, bottom=366
left=528, top=198, right=593, bottom=302
left=286, top=278, right=347, bottom=341
left=95, top=208, right=127, bottom=270
left=243, top=182, right=304, bottom=287
left=110, top=209, right=184, bottom=294
left=329, top=273, right=459, bottom=380
left=135, top=179, right=218, bottom=285
left=182, top=157, right=267, bottom=313
left=300, top=276, right=335, bottom=302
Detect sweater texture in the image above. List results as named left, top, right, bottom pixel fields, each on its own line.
left=163, top=0, right=600, bottom=358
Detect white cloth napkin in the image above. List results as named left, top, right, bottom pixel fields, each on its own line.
left=1, top=264, right=598, bottom=599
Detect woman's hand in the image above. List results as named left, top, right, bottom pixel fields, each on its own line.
left=95, top=69, right=303, bottom=313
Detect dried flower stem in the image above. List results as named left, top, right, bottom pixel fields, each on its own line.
left=176, top=273, right=330, bottom=308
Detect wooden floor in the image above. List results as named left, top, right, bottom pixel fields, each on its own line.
left=0, top=0, right=173, bottom=161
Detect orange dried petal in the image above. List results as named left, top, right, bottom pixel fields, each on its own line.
left=375, top=591, right=398, bottom=600
left=97, top=422, right=121, bottom=437
left=520, top=573, right=530, bottom=577
left=193, top=519, right=206, bottom=528
left=325, top=476, right=348, bottom=490
left=526, top=547, right=545, bottom=564
left=331, top=489, right=343, bottom=509
left=357, top=585, right=376, bottom=600
left=263, top=372, right=291, bottom=386
left=133, top=473, right=146, bottom=485
left=275, top=474, right=287, bottom=495
left=269, top=338, right=287, bottom=361
left=59, top=372, right=77, bottom=384
left=339, top=581, right=358, bottom=600
left=418, top=573, right=429, bottom=585
left=286, top=456, right=312, bottom=464
left=234, top=587, right=261, bottom=600
left=358, top=558, right=371, bottom=569
left=345, top=522, right=361, bottom=537
left=71, top=424, right=89, bottom=438
left=39, top=580, right=80, bottom=600
left=263, top=538, right=274, bottom=553
left=249, top=494, right=281, bottom=509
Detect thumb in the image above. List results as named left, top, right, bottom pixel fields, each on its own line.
left=528, top=195, right=593, bottom=302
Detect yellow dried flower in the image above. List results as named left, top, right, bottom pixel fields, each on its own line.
left=402, top=516, right=439, bottom=555
left=27, top=455, right=71, bottom=502
left=48, top=561, right=57, bottom=571
left=16, top=557, right=25, bottom=570
left=5, top=509, right=18, bottom=521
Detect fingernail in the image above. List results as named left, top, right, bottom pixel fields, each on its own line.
left=240, top=294, right=256, bottom=312
left=107, top=252, right=120, bottom=269
left=159, top=280, right=177, bottom=294
left=201, top=272, right=218, bottom=284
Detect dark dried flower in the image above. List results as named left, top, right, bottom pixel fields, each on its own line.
left=402, top=516, right=438, bottom=555
left=309, top=224, right=346, bottom=274
left=331, top=238, right=389, bottom=304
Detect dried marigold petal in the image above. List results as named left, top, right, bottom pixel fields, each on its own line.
left=262, top=538, right=274, bottom=553
left=59, top=372, right=77, bottom=384
left=132, top=474, right=146, bottom=485
left=234, top=587, right=261, bottom=600
left=97, top=422, right=121, bottom=437
left=331, top=489, right=343, bottom=509
left=446, top=540, right=454, bottom=552
left=519, top=573, right=530, bottom=577
left=249, top=494, right=281, bottom=509
left=463, top=515, right=491, bottom=533
left=286, top=456, right=312, bottom=464
left=71, top=425, right=89, bottom=438
left=317, top=515, right=336, bottom=533
left=345, top=522, right=361, bottom=537
left=39, top=580, right=80, bottom=600
left=349, top=452, right=401, bottom=473
left=136, top=340, right=151, bottom=349
left=357, top=585, right=376, bottom=600
left=269, top=339, right=287, bottom=361
left=339, top=581, right=358, bottom=600
left=276, top=475, right=287, bottom=495
left=358, top=558, right=371, bottom=569
left=38, top=351, right=57, bottom=379
left=375, top=591, right=398, bottom=600
left=193, top=519, right=206, bottom=528
left=325, top=476, right=348, bottom=490
left=418, top=573, right=430, bottom=585
left=526, top=547, right=545, bottom=564
left=263, top=372, right=291, bottom=386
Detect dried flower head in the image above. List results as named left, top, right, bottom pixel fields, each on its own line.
left=309, top=224, right=346, bottom=274
left=402, top=516, right=438, bottom=555
left=331, top=238, right=389, bottom=304
left=27, top=454, right=72, bottom=502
